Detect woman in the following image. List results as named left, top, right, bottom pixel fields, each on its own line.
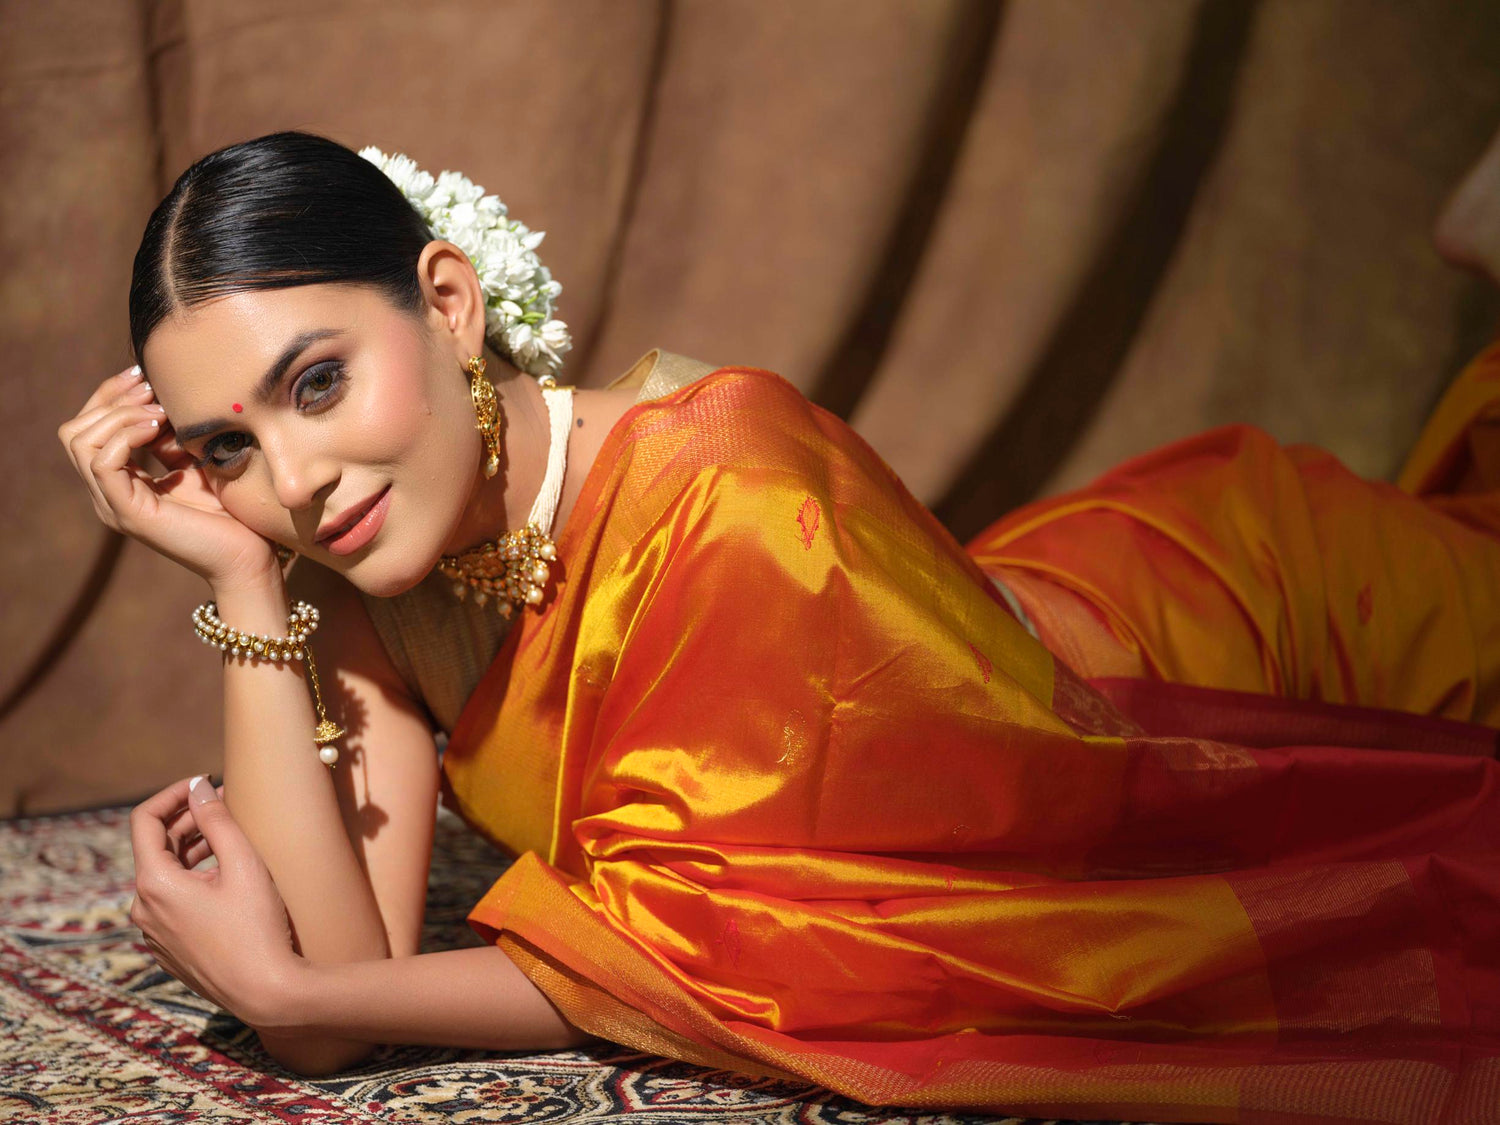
left=59, top=131, right=1500, bottom=1124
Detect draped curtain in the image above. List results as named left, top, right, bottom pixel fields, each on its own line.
left=4, top=0, right=1499, bottom=815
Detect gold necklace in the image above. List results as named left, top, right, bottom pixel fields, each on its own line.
left=438, top=377, right=573, bottom=617
left=437, top=521, right=558, bottom=618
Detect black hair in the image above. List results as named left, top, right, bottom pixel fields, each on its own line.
left=129, top=131, right=436, bottom=362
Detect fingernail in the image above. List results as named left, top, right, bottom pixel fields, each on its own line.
left=126, top=365, right=143, bottom=381
left=145, top=403, right=165, bottom=413
left=189, top=774, right=219, bottom=803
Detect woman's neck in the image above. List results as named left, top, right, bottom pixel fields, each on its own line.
left=440, top=349, right=551, bottom=555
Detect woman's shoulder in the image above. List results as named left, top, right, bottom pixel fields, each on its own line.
left=589, top=350, right=829, bottom=494
left=592, top=359, right=935, bottom=555
left=605, top=348, right=719, bottom=401
left=624, top=359, right=866, bottom=481
left=606, top=347, right=804, bottom=411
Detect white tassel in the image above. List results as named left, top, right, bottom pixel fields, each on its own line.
left=527, top=386, right=574, bottom=536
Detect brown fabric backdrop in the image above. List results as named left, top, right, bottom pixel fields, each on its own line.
left=5, top=0, right=1500, bottom=816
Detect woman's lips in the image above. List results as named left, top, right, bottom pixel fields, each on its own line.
left=323, top=486, right=392, bottom=556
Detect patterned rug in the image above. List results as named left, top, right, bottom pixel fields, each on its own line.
left=0, top=802, right=1149, bottom=1125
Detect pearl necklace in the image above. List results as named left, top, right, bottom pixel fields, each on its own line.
left=437, top=376, right=574, bottom=617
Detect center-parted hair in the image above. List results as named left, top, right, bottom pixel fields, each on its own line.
left=128, top=131, right=435, bottom=363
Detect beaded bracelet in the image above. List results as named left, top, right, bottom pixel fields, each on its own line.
left=191, top=600, right=345, bottom=767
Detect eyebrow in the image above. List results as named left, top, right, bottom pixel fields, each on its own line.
left=173, top=328, right=345, bottom=444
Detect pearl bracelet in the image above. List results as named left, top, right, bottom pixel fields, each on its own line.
left=191, top=600, right=345, bottom=767
left=192, top=600, right=318, bottom=659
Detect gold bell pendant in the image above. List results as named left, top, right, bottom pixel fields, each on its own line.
left=304, top=647, right=345, bottom=767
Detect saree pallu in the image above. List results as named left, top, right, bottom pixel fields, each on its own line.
left=966, top=340, right=1500, bottom=728
left=440, top=364, right=1500, bottom=1125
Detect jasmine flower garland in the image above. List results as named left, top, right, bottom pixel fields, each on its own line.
left=359, top=146, right=572, bottom=378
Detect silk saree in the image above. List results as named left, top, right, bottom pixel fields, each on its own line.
left=439, top=353, right=1500, bottom=1125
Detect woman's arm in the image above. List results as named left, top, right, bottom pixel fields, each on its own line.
left=256, top=944, right=593, bottom=1076
left=212, top=560, right=441, bottom=1074
left=211, top=571, right=387, bottom=1071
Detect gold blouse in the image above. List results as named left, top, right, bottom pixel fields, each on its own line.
left=358, top=348, right=720, bottom=733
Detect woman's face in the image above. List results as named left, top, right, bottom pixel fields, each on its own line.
left=140, top=282, right=481, bottom=596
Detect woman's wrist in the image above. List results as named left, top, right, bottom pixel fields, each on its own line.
left=210, top=559, right=286, bottom=600
left=208, top=571, right=292, bottom=636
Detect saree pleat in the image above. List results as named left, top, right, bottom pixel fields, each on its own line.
left=441, top=365, right=1500, bottom=1124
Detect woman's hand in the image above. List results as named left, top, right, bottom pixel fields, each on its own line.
left=128, top=775, right=302, bottom=1032
left=58, top=365, right=281, bottom=591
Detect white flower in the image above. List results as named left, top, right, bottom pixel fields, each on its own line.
left=434, top=169, right=485, bottom=207
left=360, top=148, right=435, bottom=203
left=539, top=319, right=569, bottom=350
left=506, top=321, right=536, bottom=358
left=360, top=146, right=572, bottom=377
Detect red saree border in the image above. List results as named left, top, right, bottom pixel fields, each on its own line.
left=1090, top=676, right=1499, bottom=758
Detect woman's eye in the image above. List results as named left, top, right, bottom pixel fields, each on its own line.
left=202, top=432, right=249, bottom=468
left=294, top=362, right=346, bottom=409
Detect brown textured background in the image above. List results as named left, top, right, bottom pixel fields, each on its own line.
left=5, top=0, right=1500, bottom=816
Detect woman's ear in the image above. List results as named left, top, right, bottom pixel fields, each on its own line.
left=415, top=240, right=487, bottom=360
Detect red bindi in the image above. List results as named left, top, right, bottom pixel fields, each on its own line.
left=232, top=403, right=243, bottom=413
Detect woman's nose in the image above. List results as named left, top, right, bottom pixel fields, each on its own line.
left=262, top=436, right=337, bottom=513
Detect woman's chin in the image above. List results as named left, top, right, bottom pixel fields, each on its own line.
left=338, top=554, right=440, bottom=599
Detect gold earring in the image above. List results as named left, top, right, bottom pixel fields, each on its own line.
left=467, top=355, right=501, bottom=478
